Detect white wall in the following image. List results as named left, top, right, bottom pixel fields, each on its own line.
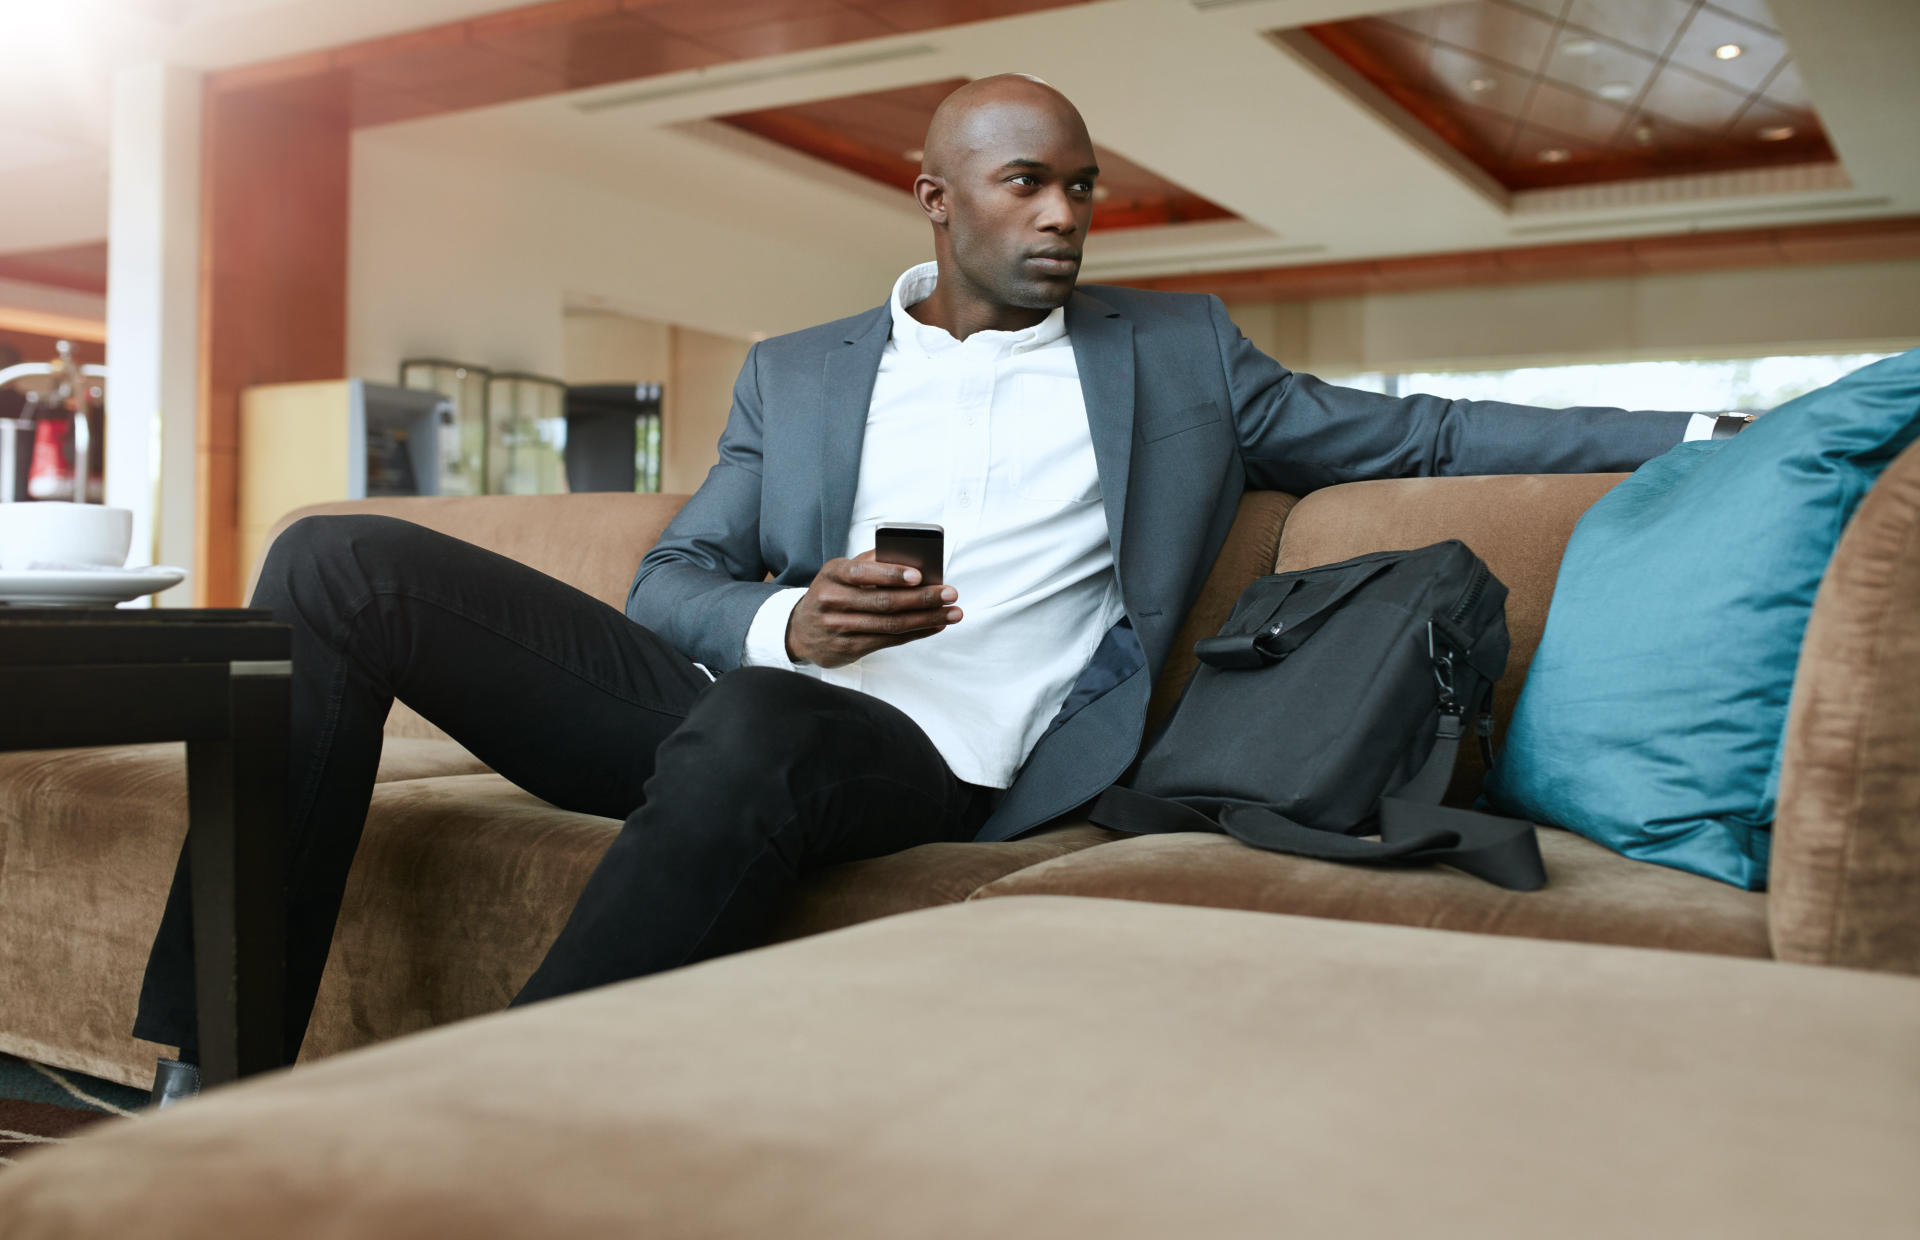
left=1231, top=259, right=1920, bottom=377
left=347, top=120, right=918, bottom=384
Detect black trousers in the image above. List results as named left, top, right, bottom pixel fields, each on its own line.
left=133, top=515, right=991, bottom=1064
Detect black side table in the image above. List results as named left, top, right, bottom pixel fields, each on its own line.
left=0, top=607, right=291, bottom=1087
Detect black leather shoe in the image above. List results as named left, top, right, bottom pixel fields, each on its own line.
left=148, top=1058, right=202, bottom=1109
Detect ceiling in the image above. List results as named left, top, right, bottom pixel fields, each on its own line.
left=1301, top=0, right=1833, bottom=190
left=0, top=0, right=1916, bottom=332
left=716, top=77, right=1235, bottom=230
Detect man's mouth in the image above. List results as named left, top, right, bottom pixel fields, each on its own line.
left=1026, top=251, right=1081, bottom=274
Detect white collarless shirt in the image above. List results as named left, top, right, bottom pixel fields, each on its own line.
left=742, top=262, right=1125, bottom=788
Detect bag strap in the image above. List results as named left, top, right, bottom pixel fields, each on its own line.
left=1089, top=712, right=1546, bottom=892
left=1194, top=561, right=1393, bottom=670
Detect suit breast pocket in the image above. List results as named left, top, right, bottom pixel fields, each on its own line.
left=1137, top=401, right=1225, bottom=444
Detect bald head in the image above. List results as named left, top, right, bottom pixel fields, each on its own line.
left=907, top=75, right=1099, bottom=335
left=921, top=74, right=1092, bottom=181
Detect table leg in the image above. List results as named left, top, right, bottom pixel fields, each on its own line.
left=186, top=660, right=291, bottom=1085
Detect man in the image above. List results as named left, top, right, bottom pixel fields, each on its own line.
left=137, top=75, right=1722, bottom=1103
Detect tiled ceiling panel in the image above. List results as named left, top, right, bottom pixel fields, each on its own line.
left=718, top=79, right=1237, bottom=231
left=1296, top=0, right=1834, bottom=191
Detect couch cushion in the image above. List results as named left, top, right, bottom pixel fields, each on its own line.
left=304, top=776, right=1119, bottom=1062
left=971, top=826, right=1770, bottom=958
left=1271, top=473, right=1624, bottom=805
left=0, top=739, right=493, bottom=1088
left=1772, top=438, right=1920, bottom=974
left=3, top=899, right=1912, bottom=1238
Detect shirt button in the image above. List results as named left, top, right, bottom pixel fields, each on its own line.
left=957, top=491, right=972, bottom=508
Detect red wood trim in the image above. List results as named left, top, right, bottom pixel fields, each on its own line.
left=195, top=76, right=351, bottom=607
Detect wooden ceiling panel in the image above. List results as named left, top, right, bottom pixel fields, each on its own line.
left=210, top=0, right=1101, bottom=130
left=718, top=78, right=1236, bottom=232
left=1523, top=79, right=1634, bottom=146
left=861, top=0, right=1086, bottom=35
left=0, top=242, right=110, bottom=296
left=1665, top=5, right=1787, bottom=94
left=1297, top=0, right=1836, bottom=191
left=1560, top=0, right=1691, bottom=54
left=1426, top=45, right=1521, bottom=117
left=636, top=0, right=857, bottom=38
left=1539, top=35, right=1660, bottom=101
left=693, top=10, right=898, bottom=60
left=1698, top=0, right=1779, bottom=33
left=1635, top=63, right=1754, bottom=130
left=1427, top=1, right=1557, bottom=72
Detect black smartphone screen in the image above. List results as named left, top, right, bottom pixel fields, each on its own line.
left=873, top=524, right=944, bottom=586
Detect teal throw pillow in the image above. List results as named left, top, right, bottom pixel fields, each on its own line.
left=1486, top=349, right=1920, bottom=888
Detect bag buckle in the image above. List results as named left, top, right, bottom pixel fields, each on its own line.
left=1426, top=620, right=1460, bottom=715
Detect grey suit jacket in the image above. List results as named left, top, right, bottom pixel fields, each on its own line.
left=627, top=285, right=1688, bottom=841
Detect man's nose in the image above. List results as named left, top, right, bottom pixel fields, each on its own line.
left=1036, top=186, right=1079, bottom=234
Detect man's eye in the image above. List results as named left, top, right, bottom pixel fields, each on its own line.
left=1009, top=174, right=1038, bottom=187
left=1070, top=182, right=1094, bottom=196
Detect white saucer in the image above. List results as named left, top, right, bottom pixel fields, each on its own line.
left=0, top=566, right=188, bottom=607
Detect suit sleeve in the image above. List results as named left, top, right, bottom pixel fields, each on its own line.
left=625, top=342, right=786, bottom=671
left=1205, top=296, right=1692, bottom=494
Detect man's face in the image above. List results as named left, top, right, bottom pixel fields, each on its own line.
left=937, top=104, right=1099, bottom=312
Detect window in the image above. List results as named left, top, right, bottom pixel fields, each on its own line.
left=1322, top=353, right=1896, bottom=413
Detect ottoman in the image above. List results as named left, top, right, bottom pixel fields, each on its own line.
left=1, top=897, right=1915, bottom=1237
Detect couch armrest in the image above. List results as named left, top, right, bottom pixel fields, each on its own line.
left=1772, top=439, right=1920, bottom=975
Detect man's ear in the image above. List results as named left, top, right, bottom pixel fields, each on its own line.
left=913, top=173, right=948, bottom=226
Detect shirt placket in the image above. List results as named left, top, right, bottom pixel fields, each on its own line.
left=945, top=337, right=996, bottom=540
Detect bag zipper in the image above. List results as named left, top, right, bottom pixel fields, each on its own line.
left=1448, top=560, right=1490, bottom=626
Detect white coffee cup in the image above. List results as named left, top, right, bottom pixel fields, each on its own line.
left=0, top=502, right=134, bottom=572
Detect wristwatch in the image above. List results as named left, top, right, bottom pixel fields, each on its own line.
left=1711, top=413, right=1756, bottom=440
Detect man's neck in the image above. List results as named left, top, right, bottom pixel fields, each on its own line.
left=906, top=266, right=1054, bottom=341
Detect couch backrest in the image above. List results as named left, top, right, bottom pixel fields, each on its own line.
left=257, top=493, right=691, bottom=741
left=1771, top=437, right=1920, bottom=975
left=1271, top=473, right=1627, bottom=804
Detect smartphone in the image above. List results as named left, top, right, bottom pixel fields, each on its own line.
left=873, top=523, right=944, bottom=586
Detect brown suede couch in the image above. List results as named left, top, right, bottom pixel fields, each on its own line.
left=3, top=441, right=1917, bottom=1091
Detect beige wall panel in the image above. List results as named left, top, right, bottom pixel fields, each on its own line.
left=666, top=327, right=751, bottom=496
left=563, top=311, right=671, bottom=387
left=1258, top=259, right=1920, bottom=376
left=237, top=379, right=351, bottom=598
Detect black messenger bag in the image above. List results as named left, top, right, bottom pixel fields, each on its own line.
left=1090, top=540, right=1546, bottom=891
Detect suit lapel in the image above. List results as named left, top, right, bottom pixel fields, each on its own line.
left=818, top=305, right=891, bottom=562
left=1066, top=291, right=1136, bottom=571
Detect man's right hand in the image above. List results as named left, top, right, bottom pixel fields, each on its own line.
left=786, top=551, right=962, bottom=668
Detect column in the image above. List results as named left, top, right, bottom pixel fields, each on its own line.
left=106, top=62, right=201, bottom=604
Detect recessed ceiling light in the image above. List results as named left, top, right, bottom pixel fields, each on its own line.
left=1468, top=77, right=1497, bottom=93
left=1539, top=147, right=1571, bottom=163
left=903, top=147, right=924, bottom=162
left=1714, top=43, right=1744, bottom=59
left=1758, top=125, right=1796, bottom=141
left=1561, top=38, right=1597, bottom=56
left=1598, top=81, right=1635, bottom=100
